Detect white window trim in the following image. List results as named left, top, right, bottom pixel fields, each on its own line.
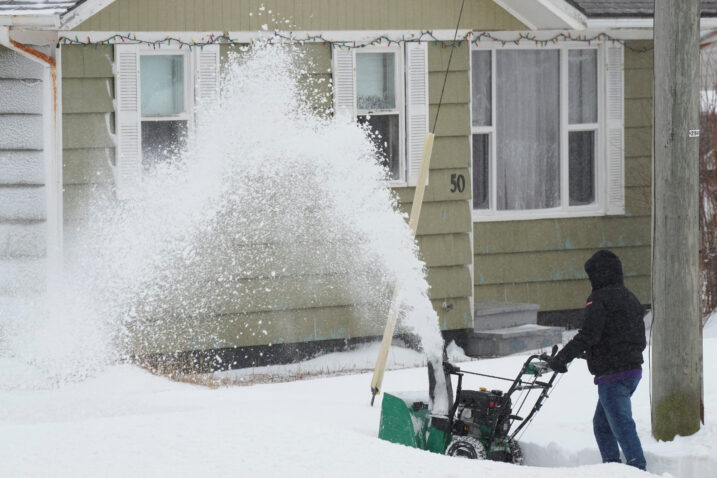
left=470, top=41, right=617, bottom=223
left=138, top=46, right=194, bottom=125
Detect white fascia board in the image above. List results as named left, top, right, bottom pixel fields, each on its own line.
left=470, top=29, right=653, bottom=42
left=68, top=28, right=655, bottom=46
left=9, top=29, right=59, bottom=47
left=68, top=30, right=475, bottom=43
left=587, top=18, right=654, bottom=30
left=493, top=0, right=586, bottom=30
left=588, top=17, right=717, bottom=31
left=0, top=15, right=60, bottom=28
left=60, top=0, right=117, bottom=30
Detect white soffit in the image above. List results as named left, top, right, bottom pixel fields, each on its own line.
left=493, top=0, right=587, bottom=30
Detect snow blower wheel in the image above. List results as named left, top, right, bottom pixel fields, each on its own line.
left=488, top=438, right=524, bottom=465
left=445, top=436, right=487, bottom=459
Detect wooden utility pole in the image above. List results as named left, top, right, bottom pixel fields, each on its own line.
left=652, top=0, right=703, bottom=440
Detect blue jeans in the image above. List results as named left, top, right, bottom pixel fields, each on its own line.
left=593, top=377, right=646, bottom=470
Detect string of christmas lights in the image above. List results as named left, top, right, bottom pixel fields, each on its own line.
left=57, top=30, right=652, bottom=53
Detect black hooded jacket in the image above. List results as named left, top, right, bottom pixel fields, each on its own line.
left=554, top=250, right=646, bottom=377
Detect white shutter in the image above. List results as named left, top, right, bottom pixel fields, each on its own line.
left=332, top=47, right=355, bottom=119
left=194, top=44, right=220, bottom=109
left=406, top=42, right=429, bottom=186
left=605, top=44, right=625, bottom=215
left=114, top=43, right=141, bottom=199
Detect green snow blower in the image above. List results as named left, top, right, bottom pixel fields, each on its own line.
left=378, top=346, right=560, bottom=464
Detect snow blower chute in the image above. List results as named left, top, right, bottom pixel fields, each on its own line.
left=378, top=346, right=561, bottom=464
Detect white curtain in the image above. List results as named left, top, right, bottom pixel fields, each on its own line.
left=496, top=50, right=560, bottom=210
left=140, top=55, right=185, bottom=116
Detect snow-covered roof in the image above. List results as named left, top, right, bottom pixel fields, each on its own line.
left=0, top=1, right=85, bottom=16
left=566, top=0, right=717, bottom=18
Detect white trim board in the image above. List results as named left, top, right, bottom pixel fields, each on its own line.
left=0, top=15, right=59, bottom=28
left=67, top=29, right=654, bottom=46
left=588, top=18, right=717, bottom=30
left=67, top=30, right=474, bottom=44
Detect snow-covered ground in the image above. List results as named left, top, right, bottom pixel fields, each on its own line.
left=1, top=322, right=715, bottom=478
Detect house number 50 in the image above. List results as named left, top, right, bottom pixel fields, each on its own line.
left=450, top=174, right=465, bottom=193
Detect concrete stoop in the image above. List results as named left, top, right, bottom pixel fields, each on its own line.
left=461, top=324, right=564, bottom=358
left=461, top=301, right=564, bottom=357
left=473, top=301, right=540, bottom=330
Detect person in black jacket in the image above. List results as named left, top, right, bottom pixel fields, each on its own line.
left=548, top=250, right=647, bottom=471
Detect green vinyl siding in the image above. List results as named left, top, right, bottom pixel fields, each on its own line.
left=76, top=0, right=525, bottom=32
left=414, top=44, right=473, bottom=330
left=131, top=296, right=472, bottom=353
left=474, top=276, right=651, bottom=312
left=128, top=42, right=476, bottom=353
left=394, top=168, right=472, bottom=203
left=473, top=40, right=654, bottom=312
left=61, top=0, right=575, bottom=353
left=475, top=247, right=650, bottom=285
left=430, top=136, right=471, bottom=169
left=61, top=46, right=115, bottom=223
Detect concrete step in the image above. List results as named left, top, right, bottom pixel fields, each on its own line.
left=473, top=301, right=539, bottom=331
left=460, top=324, right=564, bottom=358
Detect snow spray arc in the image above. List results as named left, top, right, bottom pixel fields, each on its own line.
left=0, top=42, right=447, bottom=404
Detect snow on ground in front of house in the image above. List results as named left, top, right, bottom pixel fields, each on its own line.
left=1, top=324, right=715, bottom=477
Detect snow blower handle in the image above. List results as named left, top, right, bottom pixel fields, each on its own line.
left=539, top=344, right=559, bottom=362
left=443, top=361, right=461, bottom=375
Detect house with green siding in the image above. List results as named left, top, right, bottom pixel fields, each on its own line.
left=2, top=0, right=715, bottom=365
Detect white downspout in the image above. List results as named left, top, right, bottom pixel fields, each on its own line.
left=0, top=26, right=63, bottom=284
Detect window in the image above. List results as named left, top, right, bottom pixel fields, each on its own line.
left=470, top=43, right=624, bottom=220
left=332, top=43, right=428, bottom=186
left=140, top=53, right=190, bottom=169
left=114, top=44, right=220, bottom=198
left=356, top=51, right=402, bottom=180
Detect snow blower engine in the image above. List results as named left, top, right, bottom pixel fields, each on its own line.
left=378, top=345, right=560, bottom=464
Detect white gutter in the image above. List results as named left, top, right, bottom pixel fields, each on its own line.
left=0, top=14, right=59, bottom=28
left=0, top=26, right=63, bottom=281
left=587, top=17, right=717, bottom=30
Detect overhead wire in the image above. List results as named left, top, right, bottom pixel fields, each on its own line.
left=432, top=0, right=466, bottom=135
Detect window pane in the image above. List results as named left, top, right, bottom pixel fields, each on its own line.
left=569, top=49, right=598, bottom=124
left=141, top=120, right=188, bottom=169
left=496, top=50, right=560, bottom=210
left=472, top=134, right=489, bottom=209
left=356, top=53, right=396, bottom=110
left=141, top=55, right=185, bottom=116
left=358, top=114, right=400, bottom=180
left=569, top=131, right=596, bottom=206
left=471, top=50, right=492, bottom=126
